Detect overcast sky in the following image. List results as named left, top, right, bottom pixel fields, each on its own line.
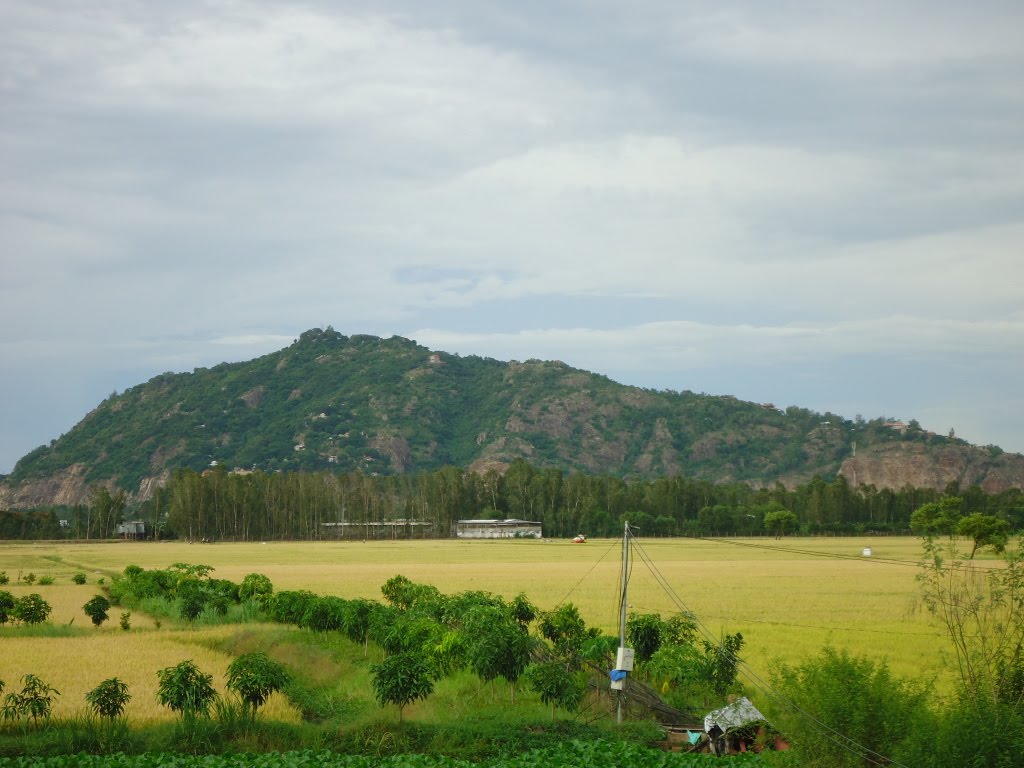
left=3, top=1, right=1024, bottom=474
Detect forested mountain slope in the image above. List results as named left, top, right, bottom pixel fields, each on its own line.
left=2, top=327, right=1023, bottom=508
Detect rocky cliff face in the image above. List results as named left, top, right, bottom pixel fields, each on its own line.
left=838, top=442, right=1024, bottom=493
left=0, top=464, right=93, bottom=508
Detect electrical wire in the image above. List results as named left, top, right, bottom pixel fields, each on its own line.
left=628, top=535, right=911, bottom=768
left=624, top=604, right=943, bottom=638
left=677, top=535, right=924, bottom=568
left=554, top=535, right=621, bottom=609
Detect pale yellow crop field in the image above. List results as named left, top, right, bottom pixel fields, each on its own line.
left=0, top=628, right=299, bottom=724
left=0, top=536, right=970, bottom=699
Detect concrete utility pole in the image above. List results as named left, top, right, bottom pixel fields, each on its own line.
left=617, top=519, right=630, bottom=724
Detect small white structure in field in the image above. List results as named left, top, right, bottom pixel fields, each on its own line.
left=455, top=519, right=542, bottom=539
left=862, top=547, right=873, bottom=557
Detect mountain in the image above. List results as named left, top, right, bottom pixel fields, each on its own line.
left=3, top=327, right=1023, bottom=509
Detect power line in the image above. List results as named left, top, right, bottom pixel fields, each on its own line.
left=629, top=536, right=911, bottom=768
left=676, top=535, right=924, bottom=568
left=555, top=536, right=621, bottom=609
left=625, top=604, right=942, bottom=638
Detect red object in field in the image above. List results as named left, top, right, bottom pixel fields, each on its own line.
left=572, top=535, right=587, bottom=543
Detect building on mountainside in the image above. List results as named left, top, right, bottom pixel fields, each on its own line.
left=455, top=519, right=543, bottom=539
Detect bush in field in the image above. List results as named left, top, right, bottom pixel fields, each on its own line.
left=72, top=572, right=88, bottom=585
left=22, top=573, right=36, bottom=585
left=239, top=573, right=273, bottom=606
left=156, top=660, right=218, bottom=719
left=370, top=652, right=434, bottom=722
left=0, top=591, right=14, bottom=625
left=110, top=565, right=173, bottom=605
left=13, top=593, right=51, bottom=625
left=1, top=674, right=60, bottom=726
left=83, top=595, right=111, bottom=627
left=303, top=596, right=347, bottom=632
left=342, top=599, right=375, bottom=652
left=226, top=651, right=290, bottom=717
left=268, top=590, right=318, bottom=625
left=0, top=571, right=8, bottom=585
left=38, top=575, right=54, bottom=586
left=769, top=647, right=931, bottom=768
left=119, top=611, right=132, bottom=631
left=86, top=678, right=131, bottom=720
left=178, top=581, right=208, bottom=621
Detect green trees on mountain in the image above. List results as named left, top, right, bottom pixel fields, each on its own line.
left=12, top=329, right=995, bottom=500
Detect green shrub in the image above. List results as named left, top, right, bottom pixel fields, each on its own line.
left=38, top=575, right=54, bottom=586
left=1, top=674, right=60, bottom=726
left=85, top=678, right=131, bottom=720
left=370, top=652, right=434, bottom=722
left=13, top=593, right=52, bottom=625
left=239, top=573, right=274, bottom=606
left=0, top=571, right=8, bottom=585
left=83, top=595, right=111, bottom=627
left=156, top=660, right=218, bottom=719
left=71, top=573, right=87, bottom=585
left=0, top=590, right=14, bottom=625
left=119, top=611, right=132, bottom=631
left=768, top=647, right=931, bottom=768
left=226, top=651, right=290, bottom=716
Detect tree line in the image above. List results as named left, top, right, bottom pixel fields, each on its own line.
left=3, top=460, right=1023, bottom=541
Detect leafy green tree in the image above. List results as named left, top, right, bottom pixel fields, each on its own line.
left=626, top=613, right=664, bottom=662
left=0, top=591, right=14, bottom=625
left=538, top=603, right=594, bottom=663
left=178, top=581, right=208, bottom=621
left=239, top=573, right=273, bottom=606
left=702, top=632, right=745, bottom=695
left=72, top=573, right=87, bottom=585
left=911, top=497, right=962, bottom=536
left=764, top=509, right=799, bottom=537
left=510, top=593, right=537, bottom=627
left=83, top=595, right=111, bottom=627
left=86, top=678, right=131, bottom=720
left=524, top=661, right=587, bottom=721
left=462, top=606, right=533, bottom=701
left=13, top=594, right=51, bottom=625
left=156, top=660, right=218, bottom=719
left=225, top=651, right=290, bottom=717
left=370, top=652, right=434, bottom=721
left=956, top=513, right=1011, bottom=559
left=342, top=599, right=375, bottom=654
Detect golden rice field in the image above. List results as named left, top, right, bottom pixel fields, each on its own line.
left=0, top=535, right=979, bottom=717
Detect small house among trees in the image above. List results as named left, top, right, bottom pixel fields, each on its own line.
left=115, top=520, right=146, bottom=539
left=455, top=519, right=543, bottom=539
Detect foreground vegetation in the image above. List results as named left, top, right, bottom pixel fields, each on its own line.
left=0, top=531, right=1022, bottom=766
